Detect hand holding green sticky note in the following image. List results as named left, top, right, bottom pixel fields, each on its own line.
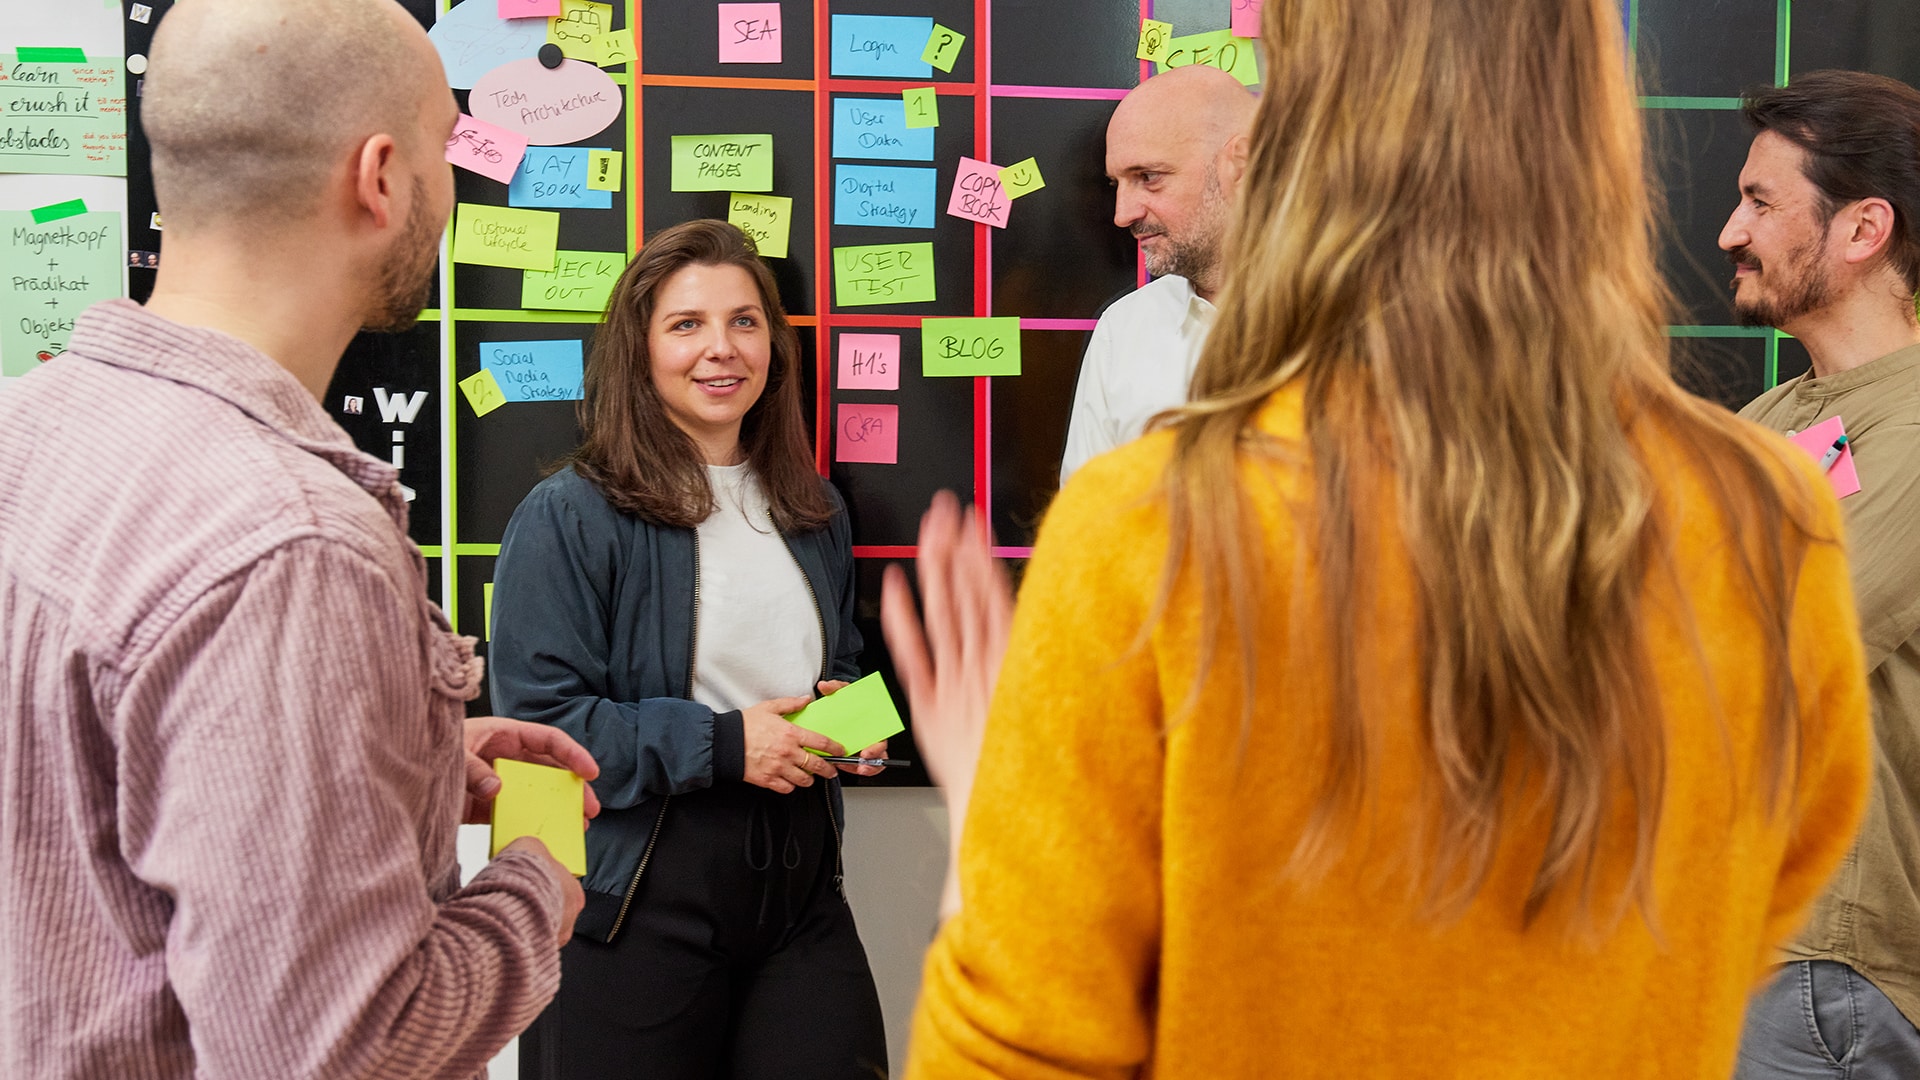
left=788, top=672, right=905, bottom=758
left=489, top=759, right=589, bottom=876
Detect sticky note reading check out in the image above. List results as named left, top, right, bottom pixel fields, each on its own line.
left=788, top=672, right=905, bottom=757
left=489, top=759, right=588, bottom=876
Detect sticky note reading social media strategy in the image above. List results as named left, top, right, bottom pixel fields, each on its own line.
left=480, top=339, right=585, bottom=402
left=489, top=759, right=587, bottom=876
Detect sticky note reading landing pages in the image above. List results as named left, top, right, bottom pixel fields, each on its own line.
left=788, top=672, right=905, bottom=756
left=489, top=759, right=587, bottom=875
left=1788, top=416, right=1861, bottom=500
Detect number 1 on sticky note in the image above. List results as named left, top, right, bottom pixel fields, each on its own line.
left=903, top=86, right=939, bottom=129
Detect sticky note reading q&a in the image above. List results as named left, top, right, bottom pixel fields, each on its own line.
left=453, top=204, right=560, bottom=271
left=480, top=339, right=586, bottom=402
left=522, top=251, right=623, bottom=313
left=1000, top=158, right=1045, bottom=199
left=499, top=0, right=559, bottom=18
left=920, top=23, right=965, bottom=73
left=947, top=157, right=1011, bottom=228
left=922, top=316, right=1021, bottom=377
left=459, top=369, right=508, bottom=417
left=489, top=759, right=588, bottom=876
left=902, top=87, right=938, bottom=129
left=1788, top=416, right=1862, bottom=500
left=719, top=2, right=782, bottom=64
left=671, top=134, right=775, bottom=192
left=833, top=243, right=936, bottom=307
left=1232, top=0, right=1264, bottom=37
left=837, top=333, right=900, bottom=391
left=587, top=149, right=622, bottom=191
left=788, top=672, right=906, bottom=757
left=727, top=193, right=793, bottom=259
left=1137, top=18, right=1173, bottom=62
left=447, top=113, right=530, bottom=185
left=836, top=404, right=899, bottom=465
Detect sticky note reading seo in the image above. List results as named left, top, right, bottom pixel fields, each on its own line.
left=1000, top=157, right=1045, bottom=199
left=922, top=316, right=1021, bottom=377
left=728, top=192, right=793, bottom=259
left=671, top=134, right=774, bottom=192
left=453, top=204, right=560, bottom=270
left=1232, top=0, right=1263, bottom=37
left=480, top=339, right=586, bottom=402
left=902, top=87, right=938, bottom=129
left=587, top=149, right=622, bottom=191
left=508, top=147, right=612, bottom=209
left=1156, top=29, right=1261, bottom=86
left=719, top=2, right=782, bottom=63
left=788, top=671, right=905, bottom=757
left=920, top=23, right=965, bottom=73
left=830, top=14, right=933, bottom=79
left=834, top=164, right=937, bottom=229
left=831, top=97, right=934, bottom=161
left=489, top=759, right=587, bottom=876
left=837, top=333, right=900, bottom=390
left=1138, top=18, right=1173, bottom=62
left=548, top=0, right=612, bottom=60
left=836, top=403, right=899, bottom=464
left=447, top=113, right=530, bottom=185
left=499, top=0, right=559, bottom=18
left=459, top=369, right=508, bottom=417
left=522, top=250, right=623, bottom=312
left=947, top=157, right=1010, bottom=228
left=833, top=243, right=936, bottom=307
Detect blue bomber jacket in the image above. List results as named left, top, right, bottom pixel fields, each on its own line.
left=488, top=466, right=862, bottom=942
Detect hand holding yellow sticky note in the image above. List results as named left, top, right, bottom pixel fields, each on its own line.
left=489, top=759, right=588, bottom=876
left=788, top=672, right=905, bottom=758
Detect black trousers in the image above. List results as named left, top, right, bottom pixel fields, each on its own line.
left=521, top=780, right=888, bottom=1080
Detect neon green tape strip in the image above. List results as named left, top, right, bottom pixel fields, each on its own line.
left=30, top=199, right=88, bottom=224
left=1638, top=96, right=1742, bottom=109
left=448, top=308, right=604, bottom=324
left=16, top=47, right=87, bottom=63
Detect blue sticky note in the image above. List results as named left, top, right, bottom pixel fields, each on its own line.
left=480, top=339, right=585, bottom=403
left=829, top=15, right=934, bottom=79
left=833, top=164, right=937, bottom=229
left=508, top=148, right=614, bottom=210
left=830, top=97, right=935, bottom=162
left=428, top=0, right=552, bottom=91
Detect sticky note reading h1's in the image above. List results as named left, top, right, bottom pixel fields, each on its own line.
left=489, top=759, right=587, bottom=876
left=447, top=113, right=530, bottom=185
left=833, top=243, right=936, bottom=307
left=922, top=317, right=1021, bottom=376
left=1232, top=0, right=1263, bottom=37
left=459, top=369, right=508, bottom=417
left=453, top=204, right=560, bottom=270
left=728, top=193, right=793, bottom=258
left=1788, top=416, right=1862, bottom=500
left=947, top=157, right=1010, bottom=228
left=831, top=97, right=934, bottom=161
left=837, top=333, right=900, bottom=390
left=523, top=251, right=623, bottom=312
left=719, top=3, right=782, bottom=63
left=1156, top=29, right=1260, bottom=86
left=836, top=404, right=899, bottom=464
left=920, top=23, right=965, bottom=73
left=671, top=134, right=774, bottom=192
left=834, top=164, right=937, bottom=229
left=587, top=149, right=623, bottom=191
left=902, top=87, right=938, bottom=129
left=480, top=339, right=585, bottom=402
left=830, top=14, right=933, bottom=79
left=509, top=147, right=613, bottom=209
left=788, top=672, right=905, bottom=756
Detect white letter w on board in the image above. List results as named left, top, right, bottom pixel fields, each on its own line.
left=374, top=388, right=430, bottom=425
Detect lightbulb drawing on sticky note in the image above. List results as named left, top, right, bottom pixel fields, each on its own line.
left=1137, top=18, right=1173, bottom=62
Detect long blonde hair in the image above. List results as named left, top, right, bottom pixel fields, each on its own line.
left=1160, top=0, right=1824, bottom=922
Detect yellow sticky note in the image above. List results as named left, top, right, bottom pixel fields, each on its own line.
left=453, top=203, right=561, bottom=271
left=459, top=369, right=508, bottom=417
left=788, top=672, right=905, bottom=759
left=593, top=27, right=633, bottom=68
left=483, top=582, right=494, bottom=641
left=489, top=759, right=588, bottom=876
left=1137, top=18, right=1173, bottom=62
left=548, top=0, right=612, bottom=61
left=902, top=86, right=939, bottom=129
left=671, top=134, right=774, bottom=192
left=586, top=149, right=622, bottom=191
left=728, top=192, right=793, bottom=259
left=999, top=157, right=1044, bottom=199
left=920, top=23, right=965, bottom=73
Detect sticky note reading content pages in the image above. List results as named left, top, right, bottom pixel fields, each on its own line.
left=788, top=672, right=905, bottom=756
left=833, top=243, right=936, bottom=307
left=671, top=134, right=775, bottom=192
left=489, top=759, right=587, bottom=875
left=453, top=204, right=561, bottom=270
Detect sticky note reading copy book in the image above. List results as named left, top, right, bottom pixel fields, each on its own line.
left=788, top=672, right=905, bottom=757
left=489, top=759, right=588, bottom=875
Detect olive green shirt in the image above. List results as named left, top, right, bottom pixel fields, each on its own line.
left=1741, top=340, right=1920, bottom=1025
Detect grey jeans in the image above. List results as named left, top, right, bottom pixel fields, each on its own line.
left=1736, top=961, right=1920, bottom=1079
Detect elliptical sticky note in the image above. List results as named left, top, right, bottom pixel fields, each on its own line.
left=489, top=759, right=587, bottom=876
left=788, top=672, right=905, bottom=757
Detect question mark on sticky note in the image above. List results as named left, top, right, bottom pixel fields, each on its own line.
left=921, top=23, right=966, bottom=72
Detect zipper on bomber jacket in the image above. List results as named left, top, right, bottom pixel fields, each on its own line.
left=780, top=518, right=845, bottom=900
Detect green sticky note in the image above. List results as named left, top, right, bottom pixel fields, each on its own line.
left=1, top=209, right=121, bottom=377
left=459, top=369, right=508, bottom=416
left=727, top=192, right=793, bottom=259
left=1136, top=18, right=1173, bottom=62
left=522, top=250, right=623, bottom=311
left=788, top=672, right=906, bottom=758
left=902, top=86, right=939, bottom=129
left=586, top=149, right=623, bottom=191
left=548, top=0, right=612, bottom=61
left=1155, top=29, right=1260, bottom=86
left=16, top=47, right=86, bottom=63
left=483, top=582, right=494, bottom=642
left=833, top=243, right=936, bottom=307
left=452, top=203, right=560, bottom=271
left=593, top=27, right=634, bottom=68
left=999, top=157, right=1044, bottom=199
left=489, top=759, right=588, bottom=876
left=921, top=316, right=1021, bottom=376
left=30, top=199, right=88, bottom=223
left=0, top=51, right=128, bottom=176
left=920, top=23, right=965, bottom=73
left=671, top=134, right=774, bottom=192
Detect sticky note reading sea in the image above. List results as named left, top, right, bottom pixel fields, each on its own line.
left=836, top=403, right=899, bottom=464
left=522, top=251, right=622, bottom=312
left=719, top=3, right=783, bottom=64
left=509, top=147, right=613, bottom=209
left=453, top=204, right=561, bottom=271
left=480, top=339, right=585, bottom=402
left=787, top=672, right=905, bottom=758
left=727, top=193, right=793, bottom=258
left=446, top=113, right=529, bottom=185
left=0, top=51, right=128, bottom=176
left=946, top=157, right=1010, bottom=228
left=470, top=56, right=623, bottom=145
left=830, top=14, right=933, bottom=79
left=921, top=316, right=1021, bottom=377
left=834, top=164, right=936, bottom=229
left=833, top=243, right=936, bottom=307
left=0, top=210, right=120, bottom=377
left=489, top=759, right=588, bottom=876
left=831, top=97, right=933, bottom=162
left=1156, top=29, right=1261, bottom=86
left=671, top=134, right=775, bottom=192
left=837, top=333, right=900, bottom=391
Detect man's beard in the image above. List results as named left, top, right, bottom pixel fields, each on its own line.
left=1137, top=166, right=1229, bottom=287
left=1729, top=235, right=1833, bottom=329
left=364, top=178, right=438, bottom=334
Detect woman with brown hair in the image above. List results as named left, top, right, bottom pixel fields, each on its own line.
left=890, top=0, right=1875, bottom=1076
left=490, top=220, right=887, bottom=1079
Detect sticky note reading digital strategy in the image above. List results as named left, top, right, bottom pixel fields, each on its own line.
left=509, top=147, right=613, bottom=209
left=1156, top=29, right=1261, bottom=87
left=947, top=157, right=1010, bottom=228
left=833, top=243, right=936, bottom=307
left=920, top=23, right=965, bottom=73
left=453, top=204, right=561, bottom=271
left=480, top=339, right=585, bottom=402
left=836, top=404, right=899, bottom=464
left=671, top=134, right=774, bottom=192
left=489, top=759, right=588, bottom=876
left=788, top=672, right=905, bottom=757
left=728, top=193, right=793, bottom=258
left=837, top=333, right=900, bottom=390
left=902, top=87, right=938, bottom=129
left=719, top=2, right=782, bottom=64
left=830, top=14, right=933, bottom=79
left=522, top=250, right=622, bottom=312
left=831, top=97, right=934, bottom=161
left=922, top=316, right=1021, bottom=377
left=834, top=164, right=937, bottom=229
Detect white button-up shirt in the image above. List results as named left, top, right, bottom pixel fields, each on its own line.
left=1059, top=274, right=1217, bottom=483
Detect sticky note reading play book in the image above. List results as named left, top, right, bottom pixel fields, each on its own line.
left=788, top=672, right=905, bottom=757
left=489, top=759, right=588, bottom=875
left=1788, top=415, right=1861, bottom=500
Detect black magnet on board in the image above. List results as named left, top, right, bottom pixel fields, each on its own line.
left=538, top=43, right=564, bottom=69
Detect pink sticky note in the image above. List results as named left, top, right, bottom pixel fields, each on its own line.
left=837, top=334, right=900, bottom=391
left=499, top=0, right=560, bottom=18
left=719, top=3, right=783, bottom=64
left=1788, top=415, right=1862, bottom=500
left=446, top=112, right=529, bottom=185
left=947, top=157, right=1010, bottom=229
left=837, top=404, right=899, bottom=464
left=1232, top=0, right=1263, bottom=37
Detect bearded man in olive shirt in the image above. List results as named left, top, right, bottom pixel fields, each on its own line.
left=1725, top=71, right=1920, bottom=1079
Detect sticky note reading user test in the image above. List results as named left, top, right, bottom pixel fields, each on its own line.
left=453, top=204, right=560, bottom=271
left=788, top=672, right=905, bottom=756
left=489, top=759, right=587, bottom=876
left=922, top=316, right=1021, bottom=377
left=727, top=192, right=793, bottom=258
left=833, top=243, right=936, bottom=306
left=671, top=134, right=774, bottom=192
left=1788, top=416, right=1862, bottom=500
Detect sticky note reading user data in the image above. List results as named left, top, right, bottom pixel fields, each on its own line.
left=719, top=3, right=783, bottom=63
left=453, top=204, right=560, bottom=270
left=522, top=251, right=622, bottom=312
left=480, top=339, right=585, bottom=402
left=836, top=404, right=899, bottom=464
left=834, top=164, right=937, bottom=229
left=1155, top=29, right=1261, bottom=86
left=508, top=147, right=613, bottom=209
left=920, top=23, right=965, bottom=72
left=459, top=369, right=508, bottom=417
left=788, top=672, right=905, bottom=756
left=671, top=134, right=774, bottom=192
left=946, top=157, right=1010, bottom=228
left=833, top=243, right=936, bottom=307
left=831, top=97, right=934, bottom=161
left=999, top=158, right=1045, bottom=199
left=1788, top=416, right=1862, bottom=500
left=586, top=149, right=622, bottom=191
left=447, top=113, right=530, bottom=184
left=921, top=316, right=1021, bottom=376
left=1137, top=19, right=1173, bottom=62
left=837, top=333, right=900, bottom=390
left=728, top=193, right=793, bottom=258
left=902, top=87, right=939, bottom=128
left=831, top=15, right=934, bottom=79
left=489, top=759, right=588, bottom=876
left=1232, top=0, right=1263, bottom=37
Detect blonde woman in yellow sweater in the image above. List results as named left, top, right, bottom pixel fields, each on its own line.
left=884, top=0, right=1874, bottom=1076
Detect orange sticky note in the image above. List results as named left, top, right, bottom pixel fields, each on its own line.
left=1788, top=416, right=1861, bottom=499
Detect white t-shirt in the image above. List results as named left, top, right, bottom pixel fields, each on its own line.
left=688, top=463, right=825, bottom=713
left=1059, top=273, right=1218, bottom=483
